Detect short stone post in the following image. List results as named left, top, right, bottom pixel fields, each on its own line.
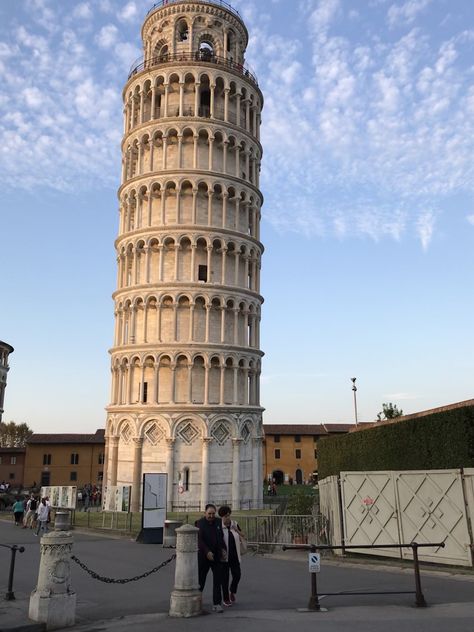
left=169, top=523, right=202, bottom=617
left=29, top=528, right=76, bottom=630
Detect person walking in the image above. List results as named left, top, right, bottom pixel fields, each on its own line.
left=218, top=505, right=244, bottom=605
left=23, top=495, right=38, bottom=528
left=196, top=503, right=226, bottom=613
left=12, top=497, right=25, bottom=526
left=35, top=498, right=50, bottom=536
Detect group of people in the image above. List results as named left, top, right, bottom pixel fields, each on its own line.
left=196, top=504, right=245, bottom=613
left=0, top=480, right=12, bottom=492
left=11, top=495, right=51, bottom=535
left=78, top=484, right=102, bottom=510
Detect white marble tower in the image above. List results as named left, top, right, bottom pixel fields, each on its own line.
left=104, top=0, right=264, bottom=511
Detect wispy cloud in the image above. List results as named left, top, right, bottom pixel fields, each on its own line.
left=387, top=0, right=433, bottom=28
left=0, top=0, right=472, bottom=251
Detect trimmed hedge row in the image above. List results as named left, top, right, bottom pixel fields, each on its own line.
left=318, top=405, right=474, bottom=480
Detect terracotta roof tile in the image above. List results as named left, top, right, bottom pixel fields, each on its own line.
left=263, top=423, right=357, bottom=438
left=27, top=429, right=105, bottom=445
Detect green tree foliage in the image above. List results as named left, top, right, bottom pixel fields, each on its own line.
left=318, top=405, right=474, bottom=480
left=0, top=421, right=33, bottom=447
left=377, top=402, right=403, bottom=421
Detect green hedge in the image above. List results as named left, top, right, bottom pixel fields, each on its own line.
left=318, top=405, right=474, bottom=480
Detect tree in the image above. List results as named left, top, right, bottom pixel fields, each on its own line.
left=0, top=421, right=33, bottom=447
left=377, top=403, right=403, bottom=421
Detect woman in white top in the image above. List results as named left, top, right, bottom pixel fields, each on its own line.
left=35, top=498, right=50, bottom=536
left=218, top=505, right=244, bottom=606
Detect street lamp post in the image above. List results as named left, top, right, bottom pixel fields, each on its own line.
left=351, top=377, right=358, bottom=426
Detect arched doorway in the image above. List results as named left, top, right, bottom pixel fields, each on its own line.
left=295, top=468, right=303, bottom=485
left=272, top=470, right=284, bottom=485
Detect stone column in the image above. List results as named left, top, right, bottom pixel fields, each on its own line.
left=252, top=437, right=263, bottom=508
left=169, top=524, right=202, bottom=617
left=109, top=436, right=119, bottom=486
left=151, top=85, right=156, bottom=120
left=29, top=531, right=76, bottom=629
left=200, top=438, right=211, bottom=510
left=131, top=438, right=143, bottom=513
left=166, top=439, right=175, bottom=511
left=232, top=438, right=242, bottom=509
left=179, top=82, right=184, bottom=116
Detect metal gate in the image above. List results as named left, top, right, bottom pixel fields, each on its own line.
left=339, top=469, right=473, bottom=567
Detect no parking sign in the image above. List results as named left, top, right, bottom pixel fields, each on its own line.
left=308, top=552, right=321, bottom=573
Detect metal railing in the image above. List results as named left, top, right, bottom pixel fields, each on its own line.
left=146, top=0, right=242, bottom=20
left=283, top=541, right=446, bottom=610
left=128, top=51, right=258, bottom=86
left=0, top=543, right=25, bottom=600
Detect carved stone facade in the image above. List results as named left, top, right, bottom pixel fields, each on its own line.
left=105, top=0, right=264, bottom=511
left=0, top=340, right=13, bottom=423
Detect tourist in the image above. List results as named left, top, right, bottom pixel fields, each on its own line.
left=12, top=497, right=25, bottom=526
left=218, top=505, right=244, bottom=605
left=23, top=495, right=38, bottom=528
left=35, top=498, right=51, bottom=536
left=196, top=503, right=226, bottom=612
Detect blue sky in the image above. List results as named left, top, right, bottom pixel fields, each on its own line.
left=1, top=0, right=473, bottom=433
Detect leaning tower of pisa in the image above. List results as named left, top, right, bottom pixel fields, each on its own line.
left=104, top=0, right=264, bottom=511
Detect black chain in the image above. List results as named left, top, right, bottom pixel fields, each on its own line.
left=71, top=553, right=176, bottom=584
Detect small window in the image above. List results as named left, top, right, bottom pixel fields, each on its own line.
left=313, top=436, right=318, bottom=442
left=275, top=449, right=280, bottom=459
left=294, top=435, right=301, bottom=443
left=9, top=472, right=15, bottom=480
left=71, top=453, right=79, bottom=465
left=143, top=381, right=148, bottom=403
left=199, top=41, right=214, bottom=60
left=70, top=471, right=77, bottom=482
left=10, top=456, right=16, bottom=465
left=98, top=453, right=105, bottom=465
left=0, top=457, right=2, bottom=464
left=43, top=454, right=52, bottom=465
left=198, top=265, right=208, bottom=282
left=177, top=20, right=189, bottom=41
left=295, top=449, right=301, bottom=459
left=98, top=471, right=104, bottom=481
left=184, top=467, right=190, bottom=491
left=314, top=449, right=318, bottom=459
left=273, top=435, right=280, bottom=443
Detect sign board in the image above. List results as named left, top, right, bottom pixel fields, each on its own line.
left=142, top=473, right=167, bottom=528
left=40, top=486, right=77, bottom=509
left=308, top=552, right=321, bottom=573
left=137, top=473, right=167, bottom=543
left=102, top=486, right=131, bottom=512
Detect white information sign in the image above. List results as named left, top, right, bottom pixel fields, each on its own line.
left=142, top=473, right=167, bottom=529
left=308, top=552, right=321, bottom=573
left=40, top=486, right=77, bottom=509
left=103, top=486, right=131, bottom=512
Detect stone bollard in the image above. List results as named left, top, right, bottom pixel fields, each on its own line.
left=169, top=523, right=202, bottom=617
left=54, top=511, right=71, bottom=531
left=163, top=519, right=183, bottom=547
left=29, top=530, right=76, bottom=630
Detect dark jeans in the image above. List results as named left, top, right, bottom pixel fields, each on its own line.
left=221, top=560, right=241, bottom=600
left=198, top=555, right=222, bottom=606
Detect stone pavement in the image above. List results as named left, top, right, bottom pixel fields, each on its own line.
left=1, top=517, right=473, bottom=632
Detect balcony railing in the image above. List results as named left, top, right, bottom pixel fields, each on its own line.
left=128, top=51, right=258, bottom=87
left=146, top=0, right=242, bottom=21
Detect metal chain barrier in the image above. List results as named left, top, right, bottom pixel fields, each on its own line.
left=71, top=553, right=176, bottom=584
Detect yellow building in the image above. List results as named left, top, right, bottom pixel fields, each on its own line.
left=24, top=430, right=105, bottom=488
left=263, top=424, right=351, bottom=485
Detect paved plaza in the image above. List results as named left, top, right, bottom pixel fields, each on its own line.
left=1, top=518, right=473, bottom=632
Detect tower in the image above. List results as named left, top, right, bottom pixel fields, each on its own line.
left=0, top=341, right=14, bottom=423
left=104, top=0, right=264, bottom=511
